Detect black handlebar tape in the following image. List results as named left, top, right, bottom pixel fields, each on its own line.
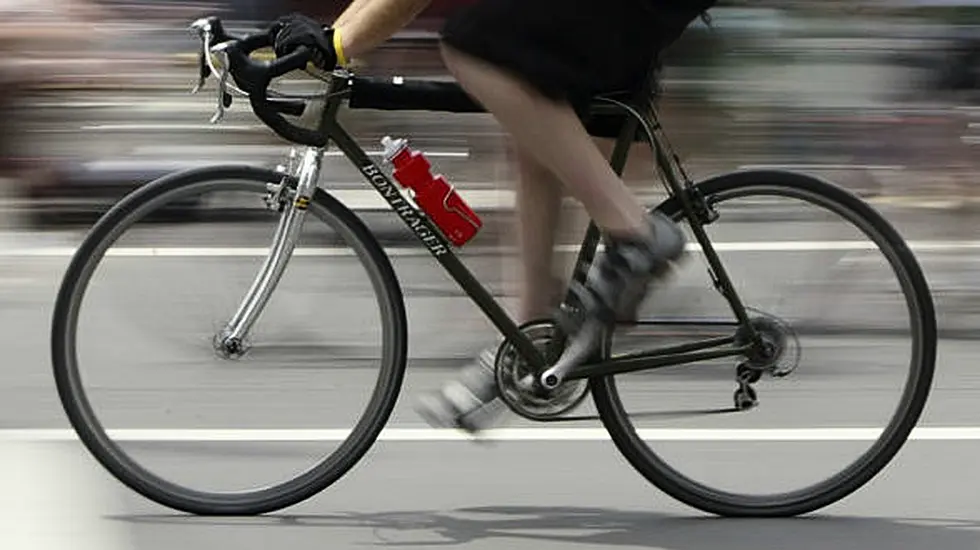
left=219, top=26, right=327, bottom=146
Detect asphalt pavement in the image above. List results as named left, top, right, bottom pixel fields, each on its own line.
left=1, top=204, right=980, bottom=548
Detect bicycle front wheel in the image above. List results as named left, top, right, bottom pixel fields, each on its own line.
left=591, top=169, right=937, bottom=517
left=51, top=165, right=408, bottom=515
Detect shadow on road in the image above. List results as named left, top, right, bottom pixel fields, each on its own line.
left=112, top=506, right=980, bottom=549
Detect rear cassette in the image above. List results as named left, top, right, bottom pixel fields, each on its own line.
left=735, top=307, right=801, bottom=377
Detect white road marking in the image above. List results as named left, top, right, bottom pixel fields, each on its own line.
left=0, top=240, right=978, bottom=258
left=737, top=164, right=906, bottom=171
left=81, top=159, right=266, bottom=171
left=79, top=123, right=265, bottom=132
left=0, top=183, right=925, bottom=215
left=0, top=427, right=978, bottom=442
left=83, top=150, right=470, bottom=170
left=32, top=100, right=220, bottom=111
left=131, top=144, right=294, bottom=156
left=0, top=277, right=36, bottom=286
left=146, top=147, right=468, bottom=158
left=323, top=188, right=508, bottom=209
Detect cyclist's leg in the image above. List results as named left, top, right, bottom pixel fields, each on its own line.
left=440, top=42, right=685, bottom=360
left=416, top=0, right=708, bottom=432
left=514, top=147, right=564, bottom=322
left=414, top=143, right=567, bottom=433
left=515, top=137, right=635, bottom=322
left=415, top=61, right=686, bottom=432
left=443, top=45, right=649, bottom=237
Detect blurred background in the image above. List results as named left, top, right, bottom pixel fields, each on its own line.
left=2, top=0, right=977, bottom=317
left=1, top=0, right=978, bottom=224
left=1, top=1, right=980, bottom=549
left=1, top=0, right=977, bottom=218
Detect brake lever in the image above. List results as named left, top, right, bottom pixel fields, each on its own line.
left=212, top=49, right=231, bottom=123
left=188, top=17, right=240, bottom=123
left=189, top=21, right=211, bottom=94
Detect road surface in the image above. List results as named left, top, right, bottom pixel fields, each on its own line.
left=0, top=202, right=979, bottom=549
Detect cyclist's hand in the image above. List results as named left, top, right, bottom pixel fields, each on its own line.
left=270, top=13, right=337, bottom=70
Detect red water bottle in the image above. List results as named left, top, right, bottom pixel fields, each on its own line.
left=382, top=136, right=482, bottom=247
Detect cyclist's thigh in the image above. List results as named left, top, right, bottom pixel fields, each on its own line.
left=441, top=0, right=713, bottom=117
left=440, top=0, right=655, bottom=112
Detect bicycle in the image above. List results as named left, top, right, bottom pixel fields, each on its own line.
left=50, top=16, right=938, bottom=518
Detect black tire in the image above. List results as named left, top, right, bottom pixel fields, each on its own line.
left=50, top=165, right=409, bottom=515
left=590, top=169, right=937, bottom=517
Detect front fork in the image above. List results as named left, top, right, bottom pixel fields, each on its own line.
left=213, top=147, right=323, bottom=358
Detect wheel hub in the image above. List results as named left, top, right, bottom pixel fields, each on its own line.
left=734, top=308, right=800, bottom=377
left=213, top=331, right=251, bottom=360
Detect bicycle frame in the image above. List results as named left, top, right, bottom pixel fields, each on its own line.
left=217, top=71, right=762, bottom=381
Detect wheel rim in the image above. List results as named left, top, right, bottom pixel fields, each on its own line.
left=52, top=170, right=406, bottom=513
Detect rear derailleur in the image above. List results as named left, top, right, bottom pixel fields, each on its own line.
left=731, top=308, right=800, bottom=411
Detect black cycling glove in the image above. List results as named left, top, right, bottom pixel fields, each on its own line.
left=271, top=13, right=339, bottom=70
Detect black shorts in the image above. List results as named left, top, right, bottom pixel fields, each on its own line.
left=440, top=0, right=715, bottom=118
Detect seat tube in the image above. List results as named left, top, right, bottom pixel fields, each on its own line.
left=216, top=147, right=323, bottom=354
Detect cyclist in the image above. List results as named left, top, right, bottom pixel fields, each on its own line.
left=270, top=0, right=716, bottom=434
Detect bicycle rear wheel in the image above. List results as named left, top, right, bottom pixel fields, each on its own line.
left=591, top=169, right=937, bottom=517
left=50, top=165, right=408, bottom=515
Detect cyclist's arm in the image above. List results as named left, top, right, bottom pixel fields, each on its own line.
left=333, top=0, right=371, bottom=28
left=332, top=0, right=433, bottom=59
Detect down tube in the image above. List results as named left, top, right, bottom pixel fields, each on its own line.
left=325, top=123, right=547, bottom=370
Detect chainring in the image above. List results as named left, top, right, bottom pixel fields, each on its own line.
left=494, top=320, right=591, bottom=421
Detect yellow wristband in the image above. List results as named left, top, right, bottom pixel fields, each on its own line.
left=332, top=28, right=348, bottom=68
